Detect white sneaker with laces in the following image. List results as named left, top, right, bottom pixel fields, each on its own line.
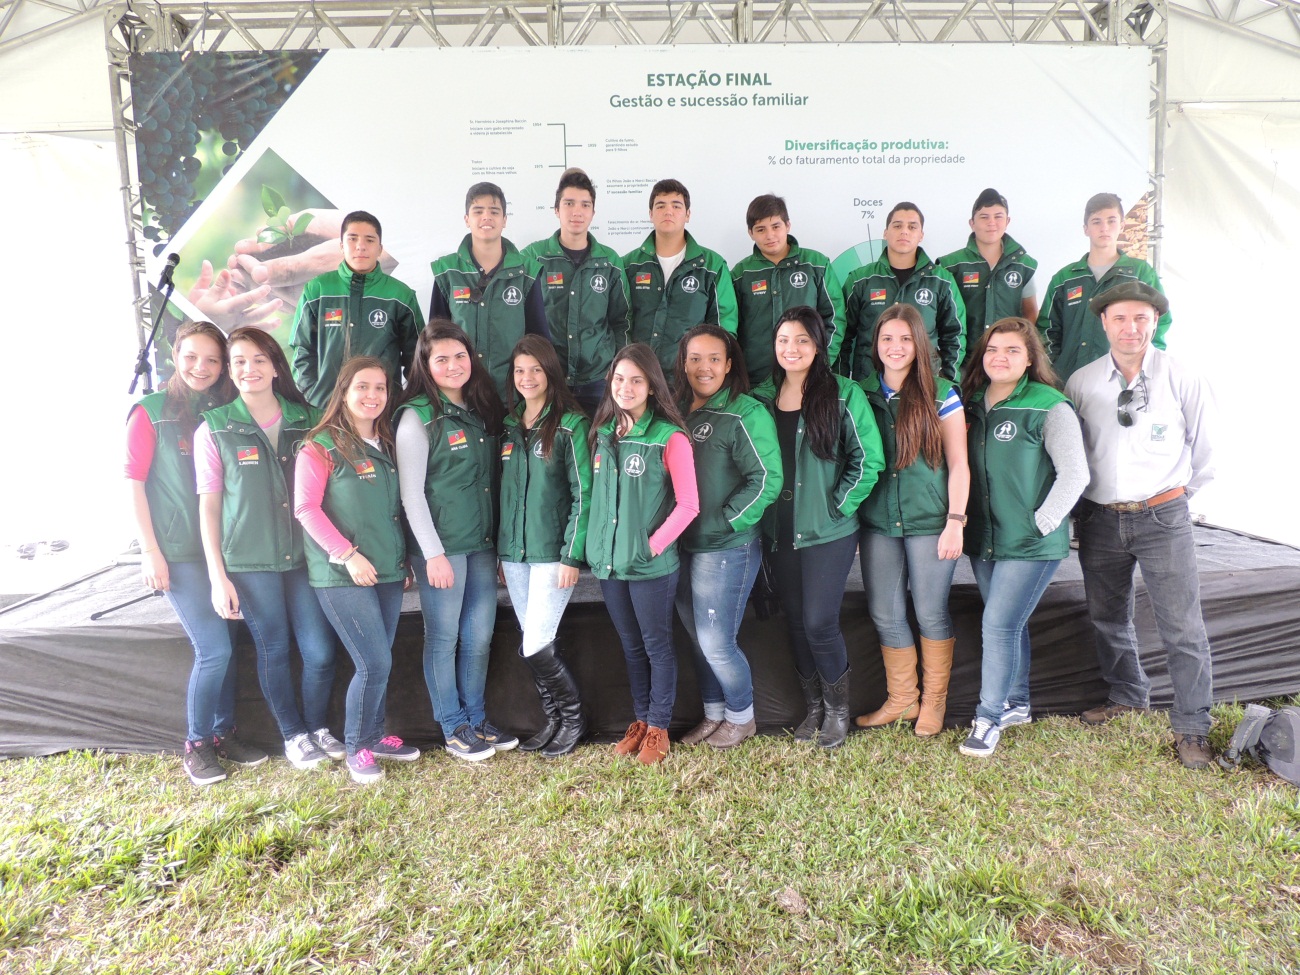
left=959, top=718, right=1002, bottom=758
left=284, top=733, right=329, bottom=769
left=311, top=728, right=346, bottom=761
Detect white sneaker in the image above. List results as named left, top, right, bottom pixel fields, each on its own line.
left=999, top=703, right=1032, bottom=728
left=311, top=728, right=346, bottom=761
left=959, top=718, right=1002, bottom=758
left=284, top=733, right=329, bottom=769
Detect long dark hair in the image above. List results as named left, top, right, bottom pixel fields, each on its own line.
left=164, top=321, right=235, bottom=425
left=508, top=334, right=581, bottom=461
left=872, top=304, right=943, bottom=470
left=400, top=320, right=504, bottom=434
left=772, top=305, right=840, bottom=461
left=305, top=356, right=395, bottom=467
left=960, top=316, right=1060, bottom=403
left=673, top=324, right=750, bottom=410
left=589, top=343, right=687, bottom=451
left=225, top=326, right=311, bottom=409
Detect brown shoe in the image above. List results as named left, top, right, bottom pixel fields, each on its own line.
left=637, top=726, right=670, bottom=765
left=1080, top=702, right=1146, bottom=726
left=613, top=720, right=648, bottom=757
left=854, top=645, right=920, bottom=728
left=680, top=718, right=723, bottom=746
left=705, top=719, right=756, bottom=749
left=1175, top=733, right=1214, bottom=769
left=914, top=636, right=955, bottom=737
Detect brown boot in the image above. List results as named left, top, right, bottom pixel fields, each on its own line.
left=613, top=720, right=648, bottom=757
left=637, top=726, right=670, bottom=765
left=854, top=645, right=919, bottom=728
left=914, top=636, right=955, bottom=737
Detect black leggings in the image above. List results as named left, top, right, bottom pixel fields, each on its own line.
left=769, top=531, right=859, bottom=684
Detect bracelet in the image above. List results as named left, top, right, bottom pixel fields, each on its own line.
left=947, top=513, right=968, bottom=527
left=340, top=546, right=358, bottom=563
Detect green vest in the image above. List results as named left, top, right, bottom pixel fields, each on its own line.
left=521, top=232, right=631, bottom=386
left=965, top=377, right=1070, bottom=561
left=133, top=389, right=226, bottom=563
left=681, top=390, right=782, bottom=553
left=303, top=432, right=406, bottom=588
left=498, top=407, right=592, bottom=567
left=395, top=394, right=497, bottom=557
left=858, top=375, right=955, bottom=538
left=202, top=396, right=320, bottom=573
left=585, top=411, right=682, bottom=580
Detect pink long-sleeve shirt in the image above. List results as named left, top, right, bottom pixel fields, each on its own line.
left=292, top=442, right=354, bottom=559
left=647, top=431, right=700, bottom=557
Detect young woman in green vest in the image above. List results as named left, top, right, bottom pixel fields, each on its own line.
left=126, top=321, right=263, bottom=786
left=195, top=326, right=338, bottom=772
left=499, top=335, right=592, bottom=758
left=854, top=304, right=969, bottom=737
left=295, top=356, right=419, bottom=784
left=586, top=342, right=699, bottom=765
left=958, top=317, right=1087, bottom=758
left=395, top=321, right=513, bottom=762
left=752, top=306, right=885, bottom=749
left=672, top=324, right=782, bottom=750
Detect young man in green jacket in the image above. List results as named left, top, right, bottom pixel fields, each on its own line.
left=1037, top=192, right=1172, bottom=383
left=290, top=211, right=424, bottom=408
left=522, top=169, right=630, bottom=415
left=731, top=194, right=845, bottom=385
left=623, top=178, right=738, bottom=378
left=842, top=202, right=966, bottom=383
left=429, top=183, right=551, bottom=400
left=939, top=188, right=1038, bottom=362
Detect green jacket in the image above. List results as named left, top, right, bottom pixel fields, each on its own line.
left=841, top=246, right=966, bottom=383
left=132, top=389, right=226, bottom=563
left=857, top=374, right=956, bottom=538
left=291, top=262, right=423, bottom=408
left=302, top=432, right=407, bottom=588
left=1037, top=252, right=1171, bottom=383
left=521, top=232, right=631, bottom=386
left=938, top=233, right=1038, bottom=360
left=586, top=410, right=686, bottom=580
left=429, top=235, right=548, bottom=400
left=202, top=395, right=320, bottom=573
left=622, top=230, right=739, bottom=377
left=498, top=406, right=592, bottom=567
left=964, top=376, right=1071, bottom=561
left=752, top=375, right=885, bottom=550
left=395, top=393, right=497, bottom=557
left=681, top=389, right=782, bottom=553
left=730, top=236, right=845, bottom=384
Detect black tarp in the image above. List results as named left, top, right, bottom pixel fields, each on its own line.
left=3, top=524, right=1300, bottom=758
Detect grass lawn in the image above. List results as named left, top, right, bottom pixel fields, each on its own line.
left=2, top=705, right=1298, bottom=974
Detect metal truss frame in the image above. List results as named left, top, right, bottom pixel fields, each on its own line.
left=81, top=1, right=1188, bottom=349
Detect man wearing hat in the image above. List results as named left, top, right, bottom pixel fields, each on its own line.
left=1065, top=281, right=1218, bottom=769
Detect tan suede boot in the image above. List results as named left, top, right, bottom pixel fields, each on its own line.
left=853, top=645, right=920, bottom=728
left=914, top=636, right=955, bottom=737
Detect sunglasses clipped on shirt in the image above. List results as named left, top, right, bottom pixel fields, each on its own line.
left=1117, top=376, right=1148, bottom=427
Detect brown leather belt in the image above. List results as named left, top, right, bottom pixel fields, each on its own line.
left=1100, top=486, right=1186, bottom=513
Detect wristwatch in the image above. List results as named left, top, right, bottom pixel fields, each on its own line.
left=947, top=513, right=968, bottom=526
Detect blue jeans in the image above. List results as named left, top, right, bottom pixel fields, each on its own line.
left=230, top=566, right=337, bottom=740
left=316, top=581, right=404, bottom=755
left=501, top=560, right=576, bottom=656
left=769, top=531, right=859, bottom=683
left=1078, top=498, right=1214, bottom=735
left=675, top=540, right=761, bottom=724
left=416, top=550, right=498, bottom=738
left=860, top=530, right=957, bottom=647
left=600, top=571, right=679, bottom=729
left=167, top=559, right=237, bottom=742
left=969, top=557, right=1060, bottom=726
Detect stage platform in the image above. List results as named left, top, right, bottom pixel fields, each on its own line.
left=3, top=524, right=1299, bottom=758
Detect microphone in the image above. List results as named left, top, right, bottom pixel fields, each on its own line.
left=156, top=252, right=181, bottom=290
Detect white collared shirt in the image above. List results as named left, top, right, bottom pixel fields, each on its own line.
left=1064, top=346, right=1217, bottom=505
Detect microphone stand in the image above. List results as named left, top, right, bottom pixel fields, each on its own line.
left=129, top=258, right=179, bottom=395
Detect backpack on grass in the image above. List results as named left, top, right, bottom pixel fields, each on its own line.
left=1217, top=703, right=1300, bottom=785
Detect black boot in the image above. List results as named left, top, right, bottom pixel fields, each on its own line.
left=525, top=642, right=587, bottom=758
left=818, top=668, right=851, bottom=749
left=519, top=646, right=560, bottom=752
left=794, top=672, right=823, bottom=742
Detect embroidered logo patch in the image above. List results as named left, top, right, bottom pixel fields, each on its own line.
left=624, top=454, right=645, bottom=477
left=1005, top=270, right=1023, bottom=288
left=680, top=275, right=700, bottom=294
left=692, top=422, right=714, bottom=442
left=237, top=446, right=259, bottom=465
left=994, top=421, right=1018, bottom=442
left=635, top=273, right=652, bottom=287
left=963, top=272, right=980, bottom=286
left=547, top=273, right=564, bottom=287
left=870, top=289, right=887, bottom=302
left=1067, top=286, right=1084, bottom=302
left=453, top=287, right=472, bottom=301
left=751, top=280, right=768, bottom=295
left=500, top=442, right=514, bottom=460
left=914, top=288, right=935, bottom=306
left=324, top=308, right=344, bottom=326
left=354, top=459, right=376, bottom=477
left=502, top=286, right=523, bottom=306
left=1151, top=423, right=1168, bottom=442
left=447, top=429, right=468, bottom=450
left=789, top=271, right=808, bottom=289
left=590, top=274, right=608, bottom=294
